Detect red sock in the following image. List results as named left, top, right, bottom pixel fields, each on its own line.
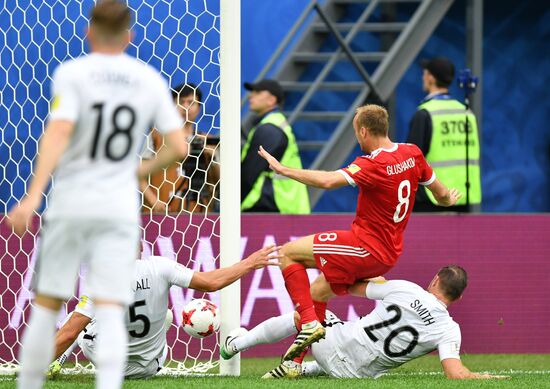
left=313, top=300, right=327, bottom=324
left=293, top=348, right=308, bottom=364
left=282, top=264, right=317, bottom=325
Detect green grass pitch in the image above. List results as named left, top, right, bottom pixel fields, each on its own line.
left=0, top=354, right=548, bottom=388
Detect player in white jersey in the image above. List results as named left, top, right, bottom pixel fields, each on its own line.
left=6, top=2, right=189, bottom=388
left=222, top=266, right=508, bottom=380
left=48, top=245, right=281, bottom=379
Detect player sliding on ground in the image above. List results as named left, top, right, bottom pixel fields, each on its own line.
left=222, top=266, right=508, bottom=380
left=257, top=104, right=462, bottom=364
left=47, top=245, right=280, bottom=379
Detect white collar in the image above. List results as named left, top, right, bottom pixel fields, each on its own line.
left=370, top=143, right=398, bottom=155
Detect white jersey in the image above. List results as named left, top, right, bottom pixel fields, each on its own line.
left=46, top=53, right=183, bottom=222
left=75, top=256, right=194, bottom=367
left=316, top=280, right=461, bottom=378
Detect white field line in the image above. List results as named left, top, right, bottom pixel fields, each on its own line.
left=388, top=370, right=550, bottom=376
left=0, top=370, right=548, bottom=381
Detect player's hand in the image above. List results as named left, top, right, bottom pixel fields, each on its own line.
left=446, top=188, right=462, bottom=206
left=258, top=146, right=285, bottom=175
left=243, top=244, right=283, bottom=269
left=6, top=195, right=40, bottom=236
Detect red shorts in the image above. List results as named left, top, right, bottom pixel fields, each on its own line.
left=313, top=230, right=393, bottom=296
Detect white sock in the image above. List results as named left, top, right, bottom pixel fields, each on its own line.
left=233, top=312, right=297, bottom=352
left=95, top=305, right=127, bottom=389
left=57, top=338, right=79, bottom=365
left=302, top=361, right=325, bottom=376
left=18, top=304, right=58, bottom=389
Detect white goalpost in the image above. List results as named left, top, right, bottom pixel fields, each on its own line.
left=0, top=0, right=240, bottom=377
left=219, top=0, right=242, bottom=377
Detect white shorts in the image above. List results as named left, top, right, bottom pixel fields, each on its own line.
left=311, top=327, right=362, bottom=378
left=77, top=319, right=168, bottom=379
left=35, top=218, right=139, bottom=304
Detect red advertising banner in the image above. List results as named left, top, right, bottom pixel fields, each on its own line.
left=1, top=214, right=549, bottom=361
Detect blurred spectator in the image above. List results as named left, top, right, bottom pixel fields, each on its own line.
left=407, top=57, right=481, bottom=212
left=141, top=83, right=219, bottom=213
left=241, top=79, right=310, bottom=214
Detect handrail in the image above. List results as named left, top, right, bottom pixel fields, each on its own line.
left=288, top=0, right=382, bottom=125
left=240, top=0, right=318, bottom=108
left=313, top=3, right=383, bottom=102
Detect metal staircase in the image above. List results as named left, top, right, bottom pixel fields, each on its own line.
left=242, top=0, right=454, bottom=207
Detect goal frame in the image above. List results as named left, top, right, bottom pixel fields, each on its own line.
left=219, top=0, right=242, bottom=377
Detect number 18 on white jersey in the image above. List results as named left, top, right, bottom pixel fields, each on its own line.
left=47, top=53, right=183, bottom=222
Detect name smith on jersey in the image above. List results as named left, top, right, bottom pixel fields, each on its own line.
left=410, top=299, right=436, bottom=325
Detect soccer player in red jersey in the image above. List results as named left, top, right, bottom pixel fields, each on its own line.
left=257, top=105, right=461, bottom=362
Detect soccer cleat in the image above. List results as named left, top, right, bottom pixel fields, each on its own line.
left=282, top=321, right=325, bottom=361
left=47, top=360, right=62, bottom=379
left=261, top=360, right=301, bottom=379
left=220, top=327, right=248, bottom=360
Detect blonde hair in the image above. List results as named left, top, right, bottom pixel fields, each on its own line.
left=90, top=0, right=132, bottom=38
left=355, top=104, right=389, bottom=136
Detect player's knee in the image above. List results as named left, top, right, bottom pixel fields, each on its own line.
left=279, top=242, right=292, bottom=258
left=280, top=255, right=294, bottom=268
left=280, top=239, right=313, bottom=266
left=279, top=243, right=296, bottom=268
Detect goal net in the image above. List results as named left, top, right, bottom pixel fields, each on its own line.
left=0, top=0, right=240, bottom=376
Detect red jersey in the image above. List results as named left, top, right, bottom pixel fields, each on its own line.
left=339, top=143, right=434, bottom=265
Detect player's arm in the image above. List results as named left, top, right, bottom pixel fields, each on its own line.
left=257, top=146, right=348, bottom=189
left=441, top=358, right=509, bottom=379
left=414, top=145, right=461, bottom=207
left=7, top=120, right=74, bottom=236
left=348, top=279, right=417, bottom=302
left=53, top=311, right=91, bottom=359
left=425, top=178, right=462, bottom=207
left=189, top=245, right=282, bottom=292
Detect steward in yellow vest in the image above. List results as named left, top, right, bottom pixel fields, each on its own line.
left=241, top=80, right=310, bottom=213
left=407, top=57, right=481, bottom=212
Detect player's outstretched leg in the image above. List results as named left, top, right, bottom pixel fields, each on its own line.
left=221, top=312, right=297, bottom=360
left=47, top=338, right=79, bottom=379
left=220, top=327, right=249, bottom=360
left=279, top=236, right=326, bottom=361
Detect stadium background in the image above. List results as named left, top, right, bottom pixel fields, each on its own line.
left=242, top=0, right=550, bottom=212
left=1, top=0, right=549, bottom=213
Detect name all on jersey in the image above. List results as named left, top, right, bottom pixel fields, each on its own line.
left=386, top=157, right=415, bottom=176
left=135, top=278, right=151, bottom=291
left=410, top=299, right=436, bottom=325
